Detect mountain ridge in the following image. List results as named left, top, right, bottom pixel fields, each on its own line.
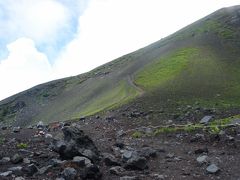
left=1, top=5, right=240, bottom=126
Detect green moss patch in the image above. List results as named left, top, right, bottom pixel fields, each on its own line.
left=135, top=48, right=199, bottom=90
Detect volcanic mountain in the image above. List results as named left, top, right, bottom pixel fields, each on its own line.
left=1, top=5, right=240, bottom=126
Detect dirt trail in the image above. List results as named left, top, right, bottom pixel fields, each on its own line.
left=127, top=75, right=144, bottom=96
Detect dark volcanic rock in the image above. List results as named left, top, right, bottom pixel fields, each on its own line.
left=22, top=164, right=38, bottom=176
left=109, top=166, right=125, bottom=175
left=72, top=156, right=92, bottom=167
left=103, top=153, right=120, bottom=166
left=80, top=164, right=102, bottom=180
left=52, top=126, right=100, bottom=162
left=62, top=167, right=77, bottom=180
left=124, top=156, right=148, bottom=170
left=138, top=147, right=157, bottom=158
left=194, top=147, right=208, bottom=154
left=11, top=154, right=23, bottom=164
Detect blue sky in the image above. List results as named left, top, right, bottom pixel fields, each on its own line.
left=0, top=0, right=239, bottom=100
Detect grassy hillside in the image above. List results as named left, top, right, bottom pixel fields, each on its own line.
left=1, top=5, right=240, bottom=126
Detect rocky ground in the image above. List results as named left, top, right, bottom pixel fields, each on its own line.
left=0, top=107, right=240, bottom=180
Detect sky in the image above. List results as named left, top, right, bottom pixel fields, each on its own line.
left=0, top=0, right=239, bottom=100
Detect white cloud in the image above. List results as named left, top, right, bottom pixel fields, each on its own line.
left=53, top=0, right=240, bottom=79
left=0, top=0, right=70, bottom=44
left=0, top=38, right=52, bottom=100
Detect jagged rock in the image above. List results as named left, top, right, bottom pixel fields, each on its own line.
left=200, top=116, right=213, bottom=124
left=109, top=166, right=125, bottom=175
left=22, top=164, right=38, bottom=176
left=72, top=156, right=92, bottom=167
left=11, top=154, right=23, bottom=164
left=196, top=155, right=208, bottom=164
left=80, top=164, right=102, bottom=180
left=124, top=156, right=148, bottom=170
left=62, top=167, right=77, bottom=180
left=206, top=164, right=220, bottom=174
left=103, top=153, right=120, bottom=166
left=52, top=126, right=100, bottom=162
left=0, top=171, right=12, bottom=177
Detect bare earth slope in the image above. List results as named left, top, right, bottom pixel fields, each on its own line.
left=0, top=6, right=240, bottom=127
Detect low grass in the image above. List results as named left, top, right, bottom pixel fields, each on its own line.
left=73, top=80, right=138, bottom=117
left=154, top=114, right=240, bottom=135
left=132, top=131, right=143, bottom=138
left=135, top=48, right=199, bottom=90
left=16, top=143, right=28, bottom=149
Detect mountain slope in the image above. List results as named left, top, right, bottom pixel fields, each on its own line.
left=1, top=5, right=240, bottom=126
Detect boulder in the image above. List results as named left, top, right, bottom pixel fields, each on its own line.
left=62, top=167, right=77, bottom=180
left=52, top=126, right=100, bottom=162
left=124, top=156, right=148, bottom=170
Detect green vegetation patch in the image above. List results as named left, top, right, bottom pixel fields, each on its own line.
left=132, top=131, right=143, bottom=138
left=135, top=48, right=199, bottom=90
left=154, top=114, right=240, bottom=136
left=74, top=80, right=138, bottom=117
left=17, top=143, right=28, bottom=149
